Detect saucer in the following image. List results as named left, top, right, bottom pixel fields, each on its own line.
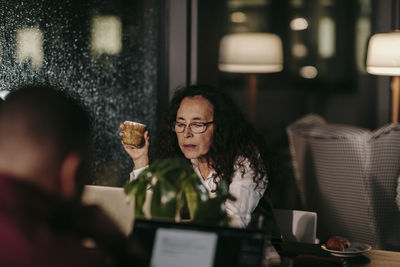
left=321, top=242, right=371, bottom=257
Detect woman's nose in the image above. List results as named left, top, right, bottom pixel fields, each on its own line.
left=183, top=126, right=193, bottom=137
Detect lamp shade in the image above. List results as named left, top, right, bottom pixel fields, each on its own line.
left=218, top=33, right=283, bottom=73
left=366, top=32, right=400, bottom=75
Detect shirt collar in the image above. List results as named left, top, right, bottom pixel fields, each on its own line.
left=190, top=159, right=216, bottom=181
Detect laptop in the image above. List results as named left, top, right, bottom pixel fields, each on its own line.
left=130, top=218, right=266, bottom=267
left=81, top=185, right=134, bottom=236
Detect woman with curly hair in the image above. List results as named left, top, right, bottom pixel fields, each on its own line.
left=121, top=84, right=269, bottom=228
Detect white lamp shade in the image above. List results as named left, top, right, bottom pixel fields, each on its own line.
left=218, top=33, right=283, bottom=73
left=366, top=32, right=400, bottom=75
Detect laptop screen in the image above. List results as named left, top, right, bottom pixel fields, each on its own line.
left=130, top=218, right=266, bottom=267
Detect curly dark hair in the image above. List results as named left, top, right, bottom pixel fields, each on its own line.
left=154, top=84, right=269, bottom=190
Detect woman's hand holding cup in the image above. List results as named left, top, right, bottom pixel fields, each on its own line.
left=120, top=121, right=150, bottom=169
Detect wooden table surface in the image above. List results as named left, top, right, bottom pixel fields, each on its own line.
left=360, top=249, right=400, bottom=267
left=267, top=241, right=400, bottom=267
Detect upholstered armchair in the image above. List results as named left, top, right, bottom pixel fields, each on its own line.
left=286, top=114, right=400, bottom=251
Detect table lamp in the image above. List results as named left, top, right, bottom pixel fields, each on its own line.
left=366, top=31, right=400, bottom=123
left=218, top=32, right=283, bottom=122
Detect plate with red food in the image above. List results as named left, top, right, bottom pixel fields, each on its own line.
left=321, top=236, right=371, bottom=257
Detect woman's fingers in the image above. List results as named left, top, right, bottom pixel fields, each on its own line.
left=144, top=131, right=149, bottom=141
left=119, top=123, right=125, bottom=136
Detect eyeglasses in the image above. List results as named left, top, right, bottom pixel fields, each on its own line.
left=173, top=121, right=214, bottom=134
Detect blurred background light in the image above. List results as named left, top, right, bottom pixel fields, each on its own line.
left=290, top=0, right=304, bottom=8
left=318, top=17, right=335, bottom=58
left=0, top=90, right=9, bottom=100
left=292, top=43, right=308, bottom=58
left=300, top=66, right=318, bottom=79
left=356, top=17, right=371, bottom=72
left=16, top=28, right=43, bottom=69
left=231, top=11, right=247, bottom=23
left=290, top=17, right=308, bottom=31
left=91, top=15, right=122, bottom=56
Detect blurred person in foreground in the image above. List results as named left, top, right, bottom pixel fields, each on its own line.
left=0, top=85, right=144, bottom=267
left=121, top=84, right=272, bottom=228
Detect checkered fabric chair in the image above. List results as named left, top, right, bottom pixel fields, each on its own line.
left=287, top=114, right=400, bottom=250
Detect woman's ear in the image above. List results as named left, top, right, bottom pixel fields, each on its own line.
left=59, top=152, right=82, bottom=199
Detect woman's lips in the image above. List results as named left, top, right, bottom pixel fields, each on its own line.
left=183, top=144, right=196, bottom=149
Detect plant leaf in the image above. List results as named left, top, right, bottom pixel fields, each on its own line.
left=182, top=173, right=206, bottom=219
left=150, top=178, right=177, bottom=219
left=123, top=157, right=229, bottom=226
left=131, top=180, right=147, bottom=217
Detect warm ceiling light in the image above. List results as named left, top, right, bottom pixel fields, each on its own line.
left=218, top=32, right=283, bottom=73
left=218, top=32, right=283, bottom=122
left=366, top=32, right=400, bottom=75
left=366, top=31, right=400, bottom=123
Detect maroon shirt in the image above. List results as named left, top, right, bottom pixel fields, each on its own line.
left=0, top=174, right=134, bottom=267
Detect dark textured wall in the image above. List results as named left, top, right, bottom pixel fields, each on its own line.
left=0, top=0, right=163, bottom=186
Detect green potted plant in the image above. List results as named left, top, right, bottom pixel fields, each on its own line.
left=124, top=157, right=230, bottom=226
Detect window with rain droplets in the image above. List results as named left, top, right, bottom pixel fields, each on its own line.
left=0, top=0, right=165, bottom=186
